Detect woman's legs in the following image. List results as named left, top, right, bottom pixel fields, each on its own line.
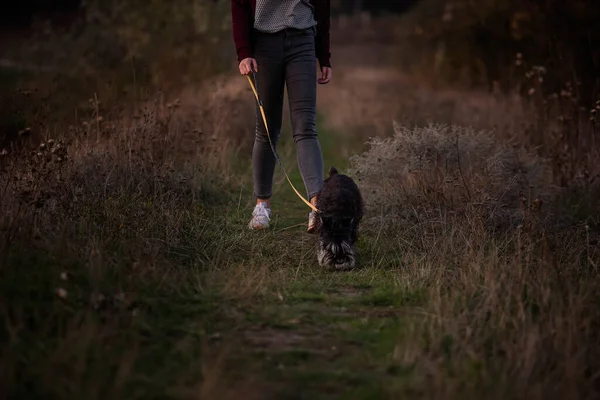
left=284, top=28, right=324, bottom=203
left=285, top=28, right=324, bottom=232
left=251, top=31, right=285, bottom=203
left=249, top=28, right=325, bottom=231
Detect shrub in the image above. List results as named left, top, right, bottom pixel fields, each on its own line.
left=396, top=0, right=600, bottom=101
left=19, top=0, right=233, bottom=87
left=0, top=0, right=234, bottom=144
left=348, top=123, right=556, bottom=231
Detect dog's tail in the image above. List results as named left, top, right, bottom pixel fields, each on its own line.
left=329, top=166, right=338, bottom=177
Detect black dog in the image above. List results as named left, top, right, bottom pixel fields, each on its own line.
left=316, top=167, right=364, bottom=270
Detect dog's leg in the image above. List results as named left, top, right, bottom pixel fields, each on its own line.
left=316, top=240, right=327, bottom=266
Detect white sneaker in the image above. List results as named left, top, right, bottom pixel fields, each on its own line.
left=248, top=202, right=271, bottom=230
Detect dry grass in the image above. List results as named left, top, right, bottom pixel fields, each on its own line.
left=377, top=220, right=600, bottom=399
left=4, top=71, right=599, bottom=397
left=0, top=76, right=261, bottom=398
left=349, top=123, right=556, bottom=231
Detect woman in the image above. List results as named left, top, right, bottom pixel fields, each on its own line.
left=230, top=0, right=332, bottom=233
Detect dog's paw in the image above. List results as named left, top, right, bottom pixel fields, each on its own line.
left=332, top=260, right=356, bottom=271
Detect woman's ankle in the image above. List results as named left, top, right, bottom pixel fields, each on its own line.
left=257, top=198, right=271, bottom=207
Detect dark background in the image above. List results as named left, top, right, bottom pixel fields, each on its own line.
left=0, top=0, right=419, bottom=28
left=0, top=0, right=597, bottom=106
left=0, top=0, right=81, bottom=27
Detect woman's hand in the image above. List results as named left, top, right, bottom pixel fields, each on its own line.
left=318, top=66, right=332, bottom=84
left=239, top=58, right=258, bottom=75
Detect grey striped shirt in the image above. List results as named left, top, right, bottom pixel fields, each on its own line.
left=254, top=0, right=317, bottom=33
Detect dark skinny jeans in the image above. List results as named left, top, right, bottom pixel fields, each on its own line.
left=251, top=27, right=324, bottom=201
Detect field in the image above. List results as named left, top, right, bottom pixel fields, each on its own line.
left=1, top=3, right=600, bottom=399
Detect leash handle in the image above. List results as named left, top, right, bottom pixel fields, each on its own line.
left=245, top=72, right=319, bottom=214
left=249, top=66, right=261, bottom=103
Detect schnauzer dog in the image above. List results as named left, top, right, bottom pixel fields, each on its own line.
left=315, top=167, right=364, bottom=270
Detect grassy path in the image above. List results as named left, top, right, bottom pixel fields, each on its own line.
left=196, top=115, right=420, bottom=399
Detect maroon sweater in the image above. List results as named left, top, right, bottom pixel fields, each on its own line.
left=230, top=0, right=331, bottom=68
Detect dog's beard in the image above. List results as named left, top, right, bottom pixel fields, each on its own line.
left=317, top=238, right=356, bottom=270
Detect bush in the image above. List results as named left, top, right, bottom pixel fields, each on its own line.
left=397, top=0, right=600, bottom=104
left=21, top=0, right=233, bottom=86
left=348, top=123, right=556, bottom=231
left=0, top=0, right=234, bottom=144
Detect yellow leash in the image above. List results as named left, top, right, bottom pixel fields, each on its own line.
left=246, top=71, right=319, bottom=213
